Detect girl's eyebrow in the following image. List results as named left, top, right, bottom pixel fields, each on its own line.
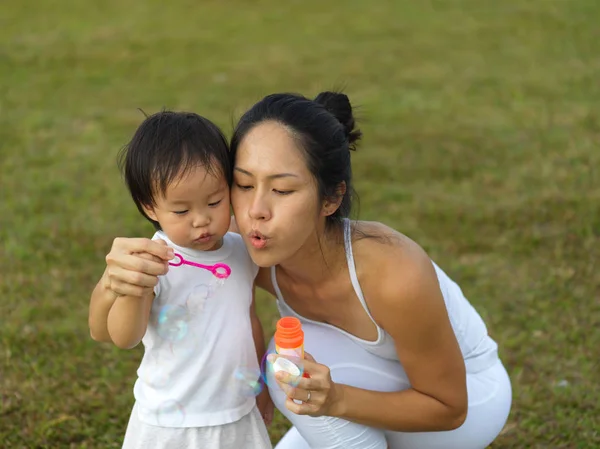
left=168, top=185, right=225, bottom=204
left=234, top=167, right=298, bottom=179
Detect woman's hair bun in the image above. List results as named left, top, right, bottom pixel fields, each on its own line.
left=314, top=91, right=362, bottom=148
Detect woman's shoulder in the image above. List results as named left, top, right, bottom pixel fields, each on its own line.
left=351, top=220, right=420, bottom=258
left=351, top=220, right=438, bottom=305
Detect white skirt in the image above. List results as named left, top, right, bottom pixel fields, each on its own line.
left=122, top=403, right=272, bottom=449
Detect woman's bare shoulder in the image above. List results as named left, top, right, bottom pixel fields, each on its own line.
left=352, top=220, right=417, bottom=252
left=351, top=220, right=436, bottom=305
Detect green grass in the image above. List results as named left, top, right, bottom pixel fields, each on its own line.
left=1, top=0, right=599, bottom=447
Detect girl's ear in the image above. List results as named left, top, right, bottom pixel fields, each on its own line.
left=142, top=204, right=158, bottom=222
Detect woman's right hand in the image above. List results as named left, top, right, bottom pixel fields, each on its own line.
left=103, top=237, right=175, bottom=297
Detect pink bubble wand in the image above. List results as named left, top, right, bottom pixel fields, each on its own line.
left=168, top=253, right=231, bottom=279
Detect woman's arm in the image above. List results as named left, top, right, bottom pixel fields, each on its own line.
left=273, top=239, right=467, bottom=432
left=334, top=243, right=467, bottom=431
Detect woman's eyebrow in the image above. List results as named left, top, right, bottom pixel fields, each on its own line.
left=234, top=167, right=299, bottom=179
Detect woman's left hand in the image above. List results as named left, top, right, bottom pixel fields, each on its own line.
left=268, top=352, right=344, bottom=417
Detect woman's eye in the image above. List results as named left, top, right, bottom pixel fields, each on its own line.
left=174, top=210, right=188, bottom=215
left=208, top=199, right=222, bottom=207
left=236, top=183, right=253, bottom=191
left=274, top=189, right=294, bottom=195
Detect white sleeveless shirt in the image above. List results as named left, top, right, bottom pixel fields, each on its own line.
left=272, top=219, right=499, bottom=374
left=133, top=231, right=259, bottom=427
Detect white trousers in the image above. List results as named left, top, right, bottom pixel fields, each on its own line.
left=268, top=323, right=511, bottom=449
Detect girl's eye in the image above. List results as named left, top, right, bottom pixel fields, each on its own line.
left=274, top=189, right=294, bottom=195
left=174, top=210, right=188, bottom=215
left=236, top=184, right=253, bottom=191
left=208, top=199, right=222, bottom=207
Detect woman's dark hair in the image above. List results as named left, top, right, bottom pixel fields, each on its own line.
left=230, top=91, right=362, bottom=231
left=118, top=110, right=230, bottom=230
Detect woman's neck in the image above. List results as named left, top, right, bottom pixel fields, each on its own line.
left=277, top=223, right=347, bottom=285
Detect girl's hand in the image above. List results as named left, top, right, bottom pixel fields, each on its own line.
left=269, top=352, right=345, bottom=417
left=104, top=237, right=174, bottom=297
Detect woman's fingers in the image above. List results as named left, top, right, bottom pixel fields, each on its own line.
left=285, top=397, right=320, bottom=416
left=106, top=253, right=167, bottom=277
left=108, top=279, right=153, bottom=297
left=112, top=237, right=174, bottom=261
left=108, top=264, right=159, bottom=288
left=137, top=251, right=167, bottom=264
left=303, top=351, right=316, bottom=362
left=269, top=352, right=339, bottom=417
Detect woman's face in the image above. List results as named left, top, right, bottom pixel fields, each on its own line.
left=231, top=121, right=323, bottom=267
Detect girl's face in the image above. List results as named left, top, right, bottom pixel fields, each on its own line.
left=143, top=164, right=231, bottom=251
left=231, top=121, right=325, bottom=267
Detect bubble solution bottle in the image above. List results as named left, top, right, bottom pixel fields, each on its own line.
left=274, top=317, right=304, bottom=358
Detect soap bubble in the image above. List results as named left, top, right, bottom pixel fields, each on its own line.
left=157, top=305, right=190, bottom=343
left=156, top=399, right=186, bottom=426
left=185, top=284, right=211, bottom=316
left=214, top=277, right=226, bottom=287
left=140, top=350, right=172, bottom=388
left=144, top=370, right=171, bottom=388
left=261, top=350, right=305, bottom=389
left=234, top=366, right=263, bottom=397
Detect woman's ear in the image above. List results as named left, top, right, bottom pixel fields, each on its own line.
left=321, top=181, right=346, bottom=217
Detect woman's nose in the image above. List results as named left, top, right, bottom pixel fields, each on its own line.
left=248, top=194, right=271, bottom=221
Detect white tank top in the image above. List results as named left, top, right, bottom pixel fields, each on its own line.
left=271, top=219, right=499, bottom=374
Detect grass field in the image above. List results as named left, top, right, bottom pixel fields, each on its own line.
left=1, top=0, right=599, bottom=447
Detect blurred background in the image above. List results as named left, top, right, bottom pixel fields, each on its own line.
left=1, top=0, right=598, bottom=447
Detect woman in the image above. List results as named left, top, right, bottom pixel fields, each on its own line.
left=91, top=92, right=512, bottom=448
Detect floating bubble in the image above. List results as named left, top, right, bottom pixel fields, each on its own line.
left=185, top=284, right=211, bottom=316
left=140, top=350, right=172, bottom=388
left=260, top=350, right=305, bottom=389
left=234, top=366, right=263, bottom=397
left=145, top=370, right=171, bottom=388
left=157, top=304, right=190, bottom=342
left=213, top=277, right=226, bottom=288
left=156, top=399, right=186, bottom=426
left=172, top=343, right=196, bottom=361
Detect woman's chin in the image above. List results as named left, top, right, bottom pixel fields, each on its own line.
left=247, top=247, right=285, bottom=268
left=250, top=252, right=277, bottom=268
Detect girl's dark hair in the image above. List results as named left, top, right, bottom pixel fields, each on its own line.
left=118, top=110, right=230, bottom=230
left=230, top=91, right=362, bottom=231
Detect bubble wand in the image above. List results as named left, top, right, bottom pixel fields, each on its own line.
left=168, top=253, right=231, bottom=279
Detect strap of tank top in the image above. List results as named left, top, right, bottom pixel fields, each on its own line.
left=343, top=219, right=383, bottom=329
left=270, top=266, right=284, bottom=302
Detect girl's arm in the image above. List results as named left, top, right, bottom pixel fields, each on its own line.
left=89, top=266, right=154, bottom=349
left=107, top=292, right=154, bottom=349
left=250, top=285, right=274, bottom=423
left=89, top=238, right=171, bottom=344
left=88, top=268, right=118, bottom=342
